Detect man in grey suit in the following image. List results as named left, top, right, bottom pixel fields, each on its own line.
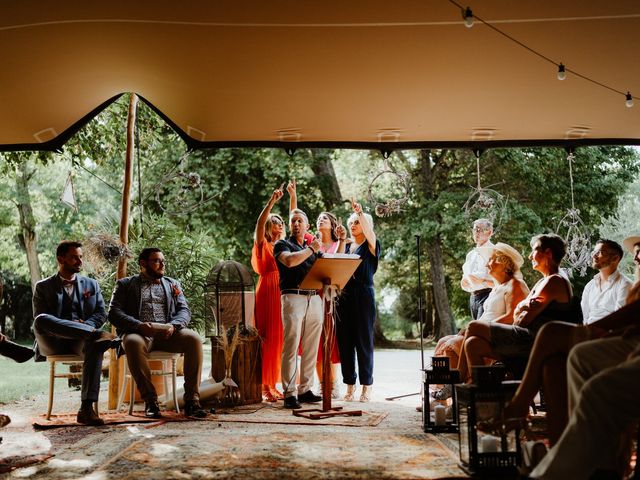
left=33, top=240, right=118, bottom=425
left=108, top=247, right=206, bottom=418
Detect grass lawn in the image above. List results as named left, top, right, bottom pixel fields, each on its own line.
left=0, top=355, right=53, bottom=405
left=0, top=341, right=214, bottom=405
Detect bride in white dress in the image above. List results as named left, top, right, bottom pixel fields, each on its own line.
left=434, top=242, right=529, bottom=368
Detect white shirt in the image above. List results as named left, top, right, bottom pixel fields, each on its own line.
left=461, top=241, right=495, bottom=293
left=581, top=270, right=632, bottom=325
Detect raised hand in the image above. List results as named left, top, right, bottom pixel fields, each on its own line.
left=335, top=218, right=347, bottom=240
left=269, top=183, right=285, bottom=204
left=286, top=178, right=296, bottom=196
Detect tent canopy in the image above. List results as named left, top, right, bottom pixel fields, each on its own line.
left=1, top=1, right=639, bottom=152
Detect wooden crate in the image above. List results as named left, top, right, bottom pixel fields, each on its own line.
left=210, top=334, right=262, bottom=405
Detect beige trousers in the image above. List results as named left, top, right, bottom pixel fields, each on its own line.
left=122, top=328, right=203, bottom=403
left=280, top=293, right=323, bottom=398
left=531, top=335, right=640, bottom=479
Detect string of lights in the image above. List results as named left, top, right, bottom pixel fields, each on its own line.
left=448, top=0, right=635, bottom=108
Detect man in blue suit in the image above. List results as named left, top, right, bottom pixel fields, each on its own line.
left=108, top=247, right=206, bottom=419
left=33, top=240, right=118, bottom=425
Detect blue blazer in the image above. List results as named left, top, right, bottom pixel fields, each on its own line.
left=108, top=274, right=191, bottom=335
left=32, top=274, right=106, bottom=329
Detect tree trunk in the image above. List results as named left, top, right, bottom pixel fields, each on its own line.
left=427, top=235, right=456, bottom=336
left=417, top=150, right=456, bottom=337
left=14, top=158, right=42, bottom=292
left=309, top=149, right=343, bottom=209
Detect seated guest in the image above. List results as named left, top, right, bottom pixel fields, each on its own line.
left=0, top=331, right=34, bottom=363
left=274, top=209, right=324, bottom=409
left=109, top=248, right=207, bottom=418
left=581, top=239, right=631, bottom=325
left=435, top=242, right=529, bottom=370
left=33, top=240, right=117, bottom=425
left=455, top=234, right=572, bottom=390
left=494, top=236, right=640, bottom=445
left=529, top=303, right=640, bottom=479
left=461, top=219, right=496, bottom=320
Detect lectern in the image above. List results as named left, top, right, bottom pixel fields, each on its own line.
left=293, top=254, right=361, bottom=419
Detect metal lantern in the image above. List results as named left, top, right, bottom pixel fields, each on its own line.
left=422, top=356, right=461, bottom=433
left=204, top=260, right=255, bottom=337
left=456, top=366, right=522, bottom=477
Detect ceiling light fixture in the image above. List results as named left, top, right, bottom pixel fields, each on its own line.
left=625, top=92, right=634, bottom=108
left=557, top=63, right=566, bottom=81
left=463, top=7, right=474, bottom=28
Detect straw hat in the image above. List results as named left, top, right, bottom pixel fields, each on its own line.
left=478, top=242, right=525, bottom=271
left=622, top=235, right=640, bottom=254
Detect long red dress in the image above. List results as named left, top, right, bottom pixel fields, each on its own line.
left=251, top=240, right=283, bottom=386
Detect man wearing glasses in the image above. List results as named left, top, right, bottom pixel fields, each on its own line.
left=109, top=247, right=207, bottom=418
left=461, top=219, right=495, bottom=320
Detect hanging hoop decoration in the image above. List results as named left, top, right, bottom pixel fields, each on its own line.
left=367, top=158, right=410, bottom=217
left=155, top=152, right=206, bottom=216
left=462, top=152, right=508, bottom=233
left=556, top=152, right=591, bottom=277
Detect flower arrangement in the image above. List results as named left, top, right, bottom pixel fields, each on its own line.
left=83, top=289, right=92, bottom=299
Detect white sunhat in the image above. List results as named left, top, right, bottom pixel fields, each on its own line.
left=622, top=235, right=640, bottom=254
left=478, top=242, right=525, bottom=272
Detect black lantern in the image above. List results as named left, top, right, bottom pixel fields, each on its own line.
left=204, top=260, right=255, bottom=337
left=456, top=366, right=522, bottom=477
left=422, top=356, right=461, bottom=433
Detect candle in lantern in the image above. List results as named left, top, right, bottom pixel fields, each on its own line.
left=433, top=405, right=447, bottom=426
left=480, top=435, right=500, bottom=453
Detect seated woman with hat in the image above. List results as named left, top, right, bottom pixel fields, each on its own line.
left=453, top=234, right=574, bottom=408
left=434, top=242, right=529, bottom=371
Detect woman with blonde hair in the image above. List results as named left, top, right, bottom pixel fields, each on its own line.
left=251, top=186, right=286, bottom=402
left=336, top=200, right=381, bottom=402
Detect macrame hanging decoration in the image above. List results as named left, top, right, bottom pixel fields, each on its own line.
left=60, top=170, right=78, bottom=212
left=556, top=152, right=591, bottom=277
left=367, top=158, right=410, bottom=217
left=463, top=152, right=507, bottom=232
left=155, top=153, right=206, bottom=216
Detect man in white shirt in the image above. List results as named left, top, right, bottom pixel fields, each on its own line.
left=461, top=218, right=495, bottom=320
left=581, top=239, right=631, bottom=325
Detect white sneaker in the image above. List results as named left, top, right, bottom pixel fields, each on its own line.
left=359, top=385, right=372, bottom=403
left=344, top=384, right=356, bottom=402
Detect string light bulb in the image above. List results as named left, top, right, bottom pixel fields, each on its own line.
left=626, top=92, right=634, bottom=108
left=463, top=7, right=474, bottom=28
left=557, top=63, right=566, bottom=81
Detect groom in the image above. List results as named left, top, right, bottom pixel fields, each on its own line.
left=33, top=240, right=117, bottom=425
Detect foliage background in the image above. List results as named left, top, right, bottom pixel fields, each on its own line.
left=1, top=95, right=639, bottom=341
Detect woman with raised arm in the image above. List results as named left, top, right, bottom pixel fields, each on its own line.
left=336, top=200, right=381, bottom=403
left=251, top=185, right=286, bottom=402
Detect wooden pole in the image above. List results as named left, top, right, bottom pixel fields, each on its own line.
left=108, top=93, right=138, bottom=409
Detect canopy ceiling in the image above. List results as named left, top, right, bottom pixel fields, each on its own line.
left=1, top=1, right=639, bottom=152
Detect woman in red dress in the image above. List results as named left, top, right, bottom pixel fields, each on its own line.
left=251, top=186, right=286, bottom=402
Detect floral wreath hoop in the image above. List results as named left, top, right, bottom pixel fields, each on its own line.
left=367, top=162, right=411, bottom=217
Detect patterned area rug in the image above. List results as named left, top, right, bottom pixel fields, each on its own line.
left=72, top=429, right=464, bottom=479
left=32, top=405, right=387, bottom=429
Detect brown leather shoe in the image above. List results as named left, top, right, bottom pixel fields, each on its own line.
left=77, top=405, right=105, bottom=426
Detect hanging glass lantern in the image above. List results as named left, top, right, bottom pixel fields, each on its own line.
left=422, top=356, right=461, bottom=433
left=456, top=365, right=522, bottom=477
